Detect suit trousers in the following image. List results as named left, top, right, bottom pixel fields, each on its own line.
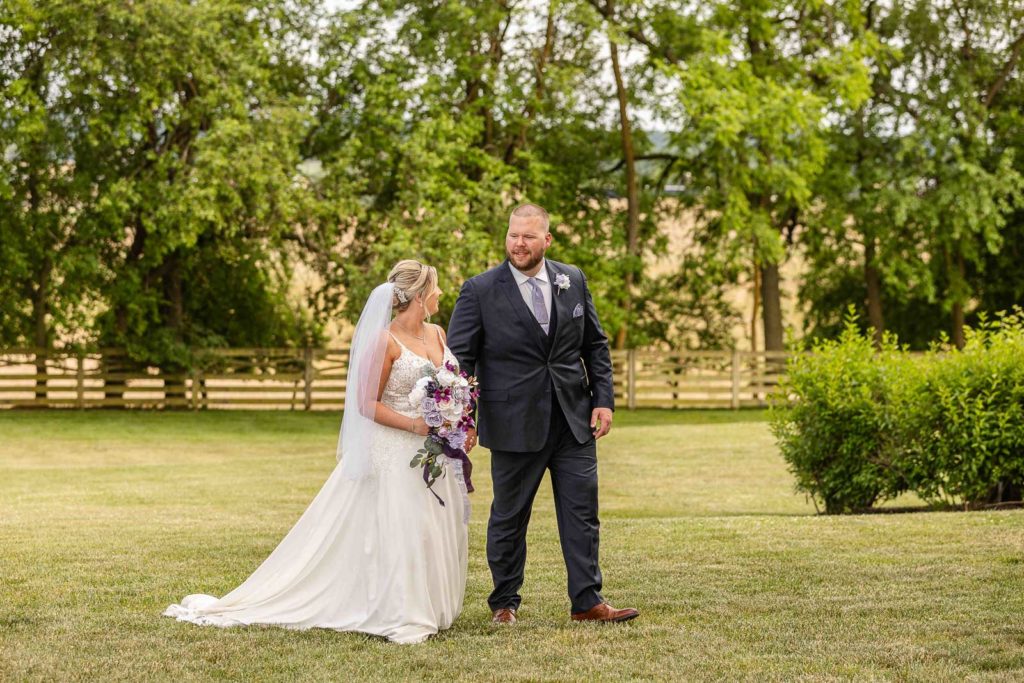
left=486, top=398, right=604, bottom=614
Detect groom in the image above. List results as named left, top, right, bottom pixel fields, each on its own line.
left=447, top=203, right=639, bottom=625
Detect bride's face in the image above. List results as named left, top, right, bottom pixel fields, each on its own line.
left=422, top=284, right=442, bottom=317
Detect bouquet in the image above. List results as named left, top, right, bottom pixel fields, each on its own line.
left=407, top=360, right=479, bottom=505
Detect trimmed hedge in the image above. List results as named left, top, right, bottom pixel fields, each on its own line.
left=771, top=310, right=1024, bottom=513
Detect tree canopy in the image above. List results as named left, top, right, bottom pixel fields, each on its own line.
left=2, top=0, right=1022, bottom=358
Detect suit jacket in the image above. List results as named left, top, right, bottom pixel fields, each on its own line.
left=446, top=258, right=615, bottom=452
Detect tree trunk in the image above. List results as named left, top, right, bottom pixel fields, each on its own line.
left=504, top=1, right=551, bottom=164
left=163, top=252, right=188, bottom=407
left=608, top=0, right=640, bottom=350
left=951, top=302, right=966, bottom=349
left=864, top=235, right=885, bottom=348
left=31, top=256, right=52, bottom=403
left=760, top=262, right=784, bottom=352
left=165, top=253, right=184, bottom=336
left=27, top=170, right=51, bottom=403
left=751, top=264, right=760, bottom=352
left=482, top=6, right=510, bottom=154
left=106, top=219, right=147, bottom=401
left=947, top=246, right=967, bottom=349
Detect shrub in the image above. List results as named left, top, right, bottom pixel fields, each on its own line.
left=916, top=312, right=1024, bottom=507
left=770, top=319, right=916, bottom=513
left=772, top=309, right=1024, bottom=513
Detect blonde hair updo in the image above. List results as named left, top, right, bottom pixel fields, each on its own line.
left=387, top=260, right=438, bottom=314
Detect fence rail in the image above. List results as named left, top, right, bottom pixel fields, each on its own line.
left=0, top=348, right=790, bottom=410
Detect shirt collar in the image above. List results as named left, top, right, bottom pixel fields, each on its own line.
left=509, top=259, right=549, bottom=286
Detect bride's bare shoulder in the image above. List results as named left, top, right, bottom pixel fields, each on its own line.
left=376, top=328, right=401, bottom=361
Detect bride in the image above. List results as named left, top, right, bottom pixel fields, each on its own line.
left=163, top=260, right=472, bottom=644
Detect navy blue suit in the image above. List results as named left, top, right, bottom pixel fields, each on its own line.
left=447, top=258, right=614, bottom=613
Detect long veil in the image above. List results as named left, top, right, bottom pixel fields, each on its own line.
left=336, top=282, right=394, bottom=478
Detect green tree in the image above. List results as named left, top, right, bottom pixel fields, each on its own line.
left=84, top=1, right=329, bottom=367
left=0, top=0, right=120, bottom=395
left=2, top=0, right=348, bottom=408
left=671, top=0, right=873, bottom=351
left=311, top=1, right=630, bottom=330
left=802, top=0, right=1024, bottom=348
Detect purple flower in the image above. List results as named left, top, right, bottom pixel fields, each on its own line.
left=424, top=410, right=444, bottom=428
left=446, top=429, right=467, bottom=451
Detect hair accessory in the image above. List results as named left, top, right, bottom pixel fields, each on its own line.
left=395, top=288, right=409, bottom=304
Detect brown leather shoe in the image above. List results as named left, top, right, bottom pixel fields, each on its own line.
left=491, top=608, right=517, bottom=624
left=571, top=602, right=639, bottom=623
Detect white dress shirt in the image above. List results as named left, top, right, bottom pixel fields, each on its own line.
left=509, top=259, right=552, bottom=332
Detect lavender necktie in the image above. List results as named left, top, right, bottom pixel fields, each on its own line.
left=527, top=278, right=549, bottom=335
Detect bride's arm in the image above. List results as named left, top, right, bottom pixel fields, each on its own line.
left=368, top=336, right=430, bottom=436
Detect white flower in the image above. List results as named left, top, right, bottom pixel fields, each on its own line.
left=408, top=376, right=431, bottom=410
left=436, top=368, right=457, bottom=386
left=441, top=400, right=464, bottom=423
left=554, top=273, right=570, bottom=293
left=435, top=395, right=462, bottom=424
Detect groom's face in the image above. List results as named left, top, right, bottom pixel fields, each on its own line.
left=506, top=218, right=551, bottom=273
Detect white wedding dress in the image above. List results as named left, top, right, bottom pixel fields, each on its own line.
left=163, top=340, right=469, bottom=644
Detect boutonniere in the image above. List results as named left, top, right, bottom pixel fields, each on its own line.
left=554, top=273, right=570, bottom=295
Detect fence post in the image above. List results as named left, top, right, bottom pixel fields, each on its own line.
left=303, top=346, right=314, bottom=411
left=627, top=348, right=637, bottom=410
left=76, top=352, right=85, bottom=409
left=190, top=367, right=199, bottom=411
left=730, top=349, right=740, bottom=410
left=34, top=348, right=48, bottom=403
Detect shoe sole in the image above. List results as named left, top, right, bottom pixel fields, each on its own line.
left=571, top=612, right=640, bottom=623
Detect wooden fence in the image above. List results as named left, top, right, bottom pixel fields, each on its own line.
left=0, top=348, right=789, bottom=410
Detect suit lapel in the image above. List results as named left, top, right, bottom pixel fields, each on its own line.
left=496, top=260, right=548, bottom=351
left=546, top=261, right=570, bottom=359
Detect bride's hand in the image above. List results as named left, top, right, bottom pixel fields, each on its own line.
left=407, top=417, right=430, bottom=436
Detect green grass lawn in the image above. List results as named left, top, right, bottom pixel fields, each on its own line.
left=2, top=409, right=1024, bottom=681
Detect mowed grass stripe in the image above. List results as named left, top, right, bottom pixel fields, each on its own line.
left=2, top=410, right=1023, bottom=681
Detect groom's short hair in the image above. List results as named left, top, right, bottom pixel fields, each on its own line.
left=510, top=203, right=550, bottom=232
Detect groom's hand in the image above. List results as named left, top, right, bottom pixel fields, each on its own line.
left=590, top=408, right=613, bottom=439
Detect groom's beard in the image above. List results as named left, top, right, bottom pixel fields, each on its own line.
left=506, top=247, right=543, bottom=272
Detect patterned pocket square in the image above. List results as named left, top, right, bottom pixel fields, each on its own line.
left=572, top=303, right=584, bottom=318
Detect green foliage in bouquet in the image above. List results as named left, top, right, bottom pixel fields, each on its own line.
left=410, top=438, right=445, bottom=489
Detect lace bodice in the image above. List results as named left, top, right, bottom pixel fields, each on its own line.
left=380, top=333, right=458, bottom=417
left=368, top=330, right=470, bottom=519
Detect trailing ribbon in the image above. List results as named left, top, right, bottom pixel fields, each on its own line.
left=420, top=444, right=473, bottom=523
left=421, top=446, right=473, bottom=509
